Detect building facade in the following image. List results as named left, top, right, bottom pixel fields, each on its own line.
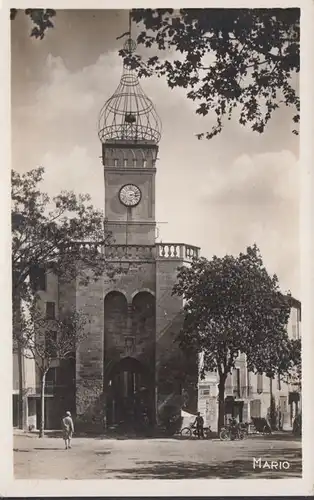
left=13, top=271, right=76, bottom=430
left=13, top=38, right=199, bottom=431
left=198, top=297, right=301, bottom=432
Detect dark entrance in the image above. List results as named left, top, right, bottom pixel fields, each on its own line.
left=224, top=396, right=244, bottom=424
left=105, top=357, right=153, bottom=431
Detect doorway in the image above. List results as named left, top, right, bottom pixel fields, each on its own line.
left=105, top=357, right=153, bottom=430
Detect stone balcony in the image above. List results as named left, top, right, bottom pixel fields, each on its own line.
left=107, top=243, right=199, bottom=263
left=157, top=243, right=199, bottom=261
left=73, top=242, right=200, bottom=263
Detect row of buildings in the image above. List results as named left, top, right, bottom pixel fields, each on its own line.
left=198, top=297, right=301, bottom=432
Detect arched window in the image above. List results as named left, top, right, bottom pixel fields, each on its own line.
left=104, top=291, right=128, bottom=349
left=132, top=292, right=155, bottom=338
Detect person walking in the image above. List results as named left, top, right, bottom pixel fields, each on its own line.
left=62, top=411, right=74, bottom=449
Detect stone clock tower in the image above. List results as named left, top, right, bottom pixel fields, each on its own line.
left=99, top=47, right=160, bottom=248
left=74, top=38, right=199, bottom=432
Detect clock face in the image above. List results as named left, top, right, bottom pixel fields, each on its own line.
left=119, top=184, right=142, bottom=207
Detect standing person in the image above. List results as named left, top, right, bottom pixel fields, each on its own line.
left=193, top=412, right=204, bottom=439
left=62, top=411, right=74, bottom=450
left=229, top=416, right=238, bottom=439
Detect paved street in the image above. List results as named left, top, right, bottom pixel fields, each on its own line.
left=14, top=433, right=301, bottom=480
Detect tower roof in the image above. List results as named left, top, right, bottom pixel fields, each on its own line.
left=98, top=38, right=161, bottom=145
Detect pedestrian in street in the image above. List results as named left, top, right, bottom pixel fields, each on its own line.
left=193, top=412, right=204, bottom=439
left=62, top=411, right=74, bottom=450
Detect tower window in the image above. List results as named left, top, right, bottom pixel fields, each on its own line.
left=133, top=159, right=137, bottom=167
left=124, top=159, right=128, bottom=167
left=114, top=159, right=118, bottom=167
left=143, top=160, right=147, bottom=168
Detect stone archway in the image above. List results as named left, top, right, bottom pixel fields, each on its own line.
left=105, top=357, right=153, bottom=430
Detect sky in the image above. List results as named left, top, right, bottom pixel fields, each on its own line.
left=11, top=9, right=300, bottom=297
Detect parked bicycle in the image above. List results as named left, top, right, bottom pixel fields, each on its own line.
left=180, top=424, right=213, bottom=439
left=219, top=423, right=246, bottom=441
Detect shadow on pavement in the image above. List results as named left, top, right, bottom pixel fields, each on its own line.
left=104, top=454, right=302, bottom=479
left=249, top=433, right=301, bottom=442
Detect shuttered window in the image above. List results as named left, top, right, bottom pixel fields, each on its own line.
left=257, top=373, right=263, bottom=394
left=250, top=399, right=261, bottom=418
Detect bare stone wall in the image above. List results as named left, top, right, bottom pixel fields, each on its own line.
left=155, top=259, right=185, bottom=422
left=75, top=272, right=105, bottom=429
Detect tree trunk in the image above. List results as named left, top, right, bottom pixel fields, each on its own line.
left=17, top=341, right=25, bottom=429
left=13, top=291, right=25, bottom=430
left=217, top=376, right=226, bottom=432
left=39, top=371, right=47, bottom=438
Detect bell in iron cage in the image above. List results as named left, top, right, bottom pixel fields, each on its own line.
left=125, top=112, right=137, bottom=124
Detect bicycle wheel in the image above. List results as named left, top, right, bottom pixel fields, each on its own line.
left=263, top=425, right=271, bottom=435
left=219, top=428, right=230, bottom=441
left=203, top=428, right=211, bottom=439
left=238, top=430, right=245, bottom=440
left=181, top=427, right=192, bottom=438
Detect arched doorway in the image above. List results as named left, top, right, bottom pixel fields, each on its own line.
left=105, top=357, right=153, bottom=430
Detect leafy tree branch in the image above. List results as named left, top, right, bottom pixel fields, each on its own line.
left=125, top=8, right=299, bottom=139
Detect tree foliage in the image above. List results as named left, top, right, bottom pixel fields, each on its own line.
left=12, top=167, right=114, bottom=301
left=126, top=8, right=300, bottom=139
left=172, top=244, right=299, bottom=428
left=283, top=337, right=301, bottom=388
left=12, top=166, right=118, bottom=430
left=11, top=8, right=299, bottom=138
left=10, top=8, right=56, bottom=39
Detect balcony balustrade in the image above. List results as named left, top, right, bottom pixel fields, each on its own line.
left=156, top=243, right=199, bottom=262
left=70, top=242, right=200, bottom=263
left=104, top=244, right=155, bottom=261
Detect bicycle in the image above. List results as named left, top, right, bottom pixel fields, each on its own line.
left=219, top=424, right=246, bottom=441
left=180, top=424, right=213, bottom=439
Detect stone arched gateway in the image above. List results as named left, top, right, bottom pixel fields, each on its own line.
left=103, top=290, right=156, bottom=430
left=105, top=357, right=154, bottom=430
